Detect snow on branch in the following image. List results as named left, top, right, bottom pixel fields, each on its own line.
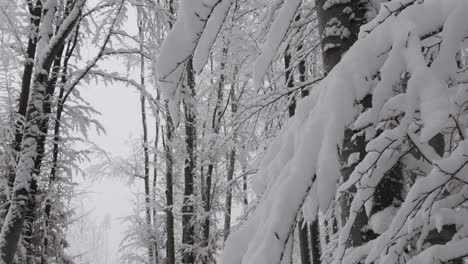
left=252, top=0, right=303, bottom=89
left=192, top=0, right=234, bottom=74
left=156, top=0, right=232, bottom=125
left=221, top=0, right=468, bottom=264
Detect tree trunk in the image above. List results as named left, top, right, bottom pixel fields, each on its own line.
left=163, top=116, right=175, bottom=264
left=298, top=220, right=311, bottom=264
left=315, top=1, right=407, bottom=252
left=315, top=0, right=371, bottom=248
left=152, top=107, right=160, bottom=264
left=4, top=2, right=42, bottom=227
left=164, top=2, right=175, bottom=263
left=137, top=8, right=156, bottom=263
left=315, top=0, right=367, bottom=75
left=0, top=1, right=83, bottom=262
left=25, top=7, right=77, bottom=258
left=12, top=0, right=42, bottom=157
left=224, top=82, right=237, bottom=242
left=141, top=46, right=155, bottom=264
left=223, top=148, right=235, bottom=242
left=242, top=165, right=248, bottom=206
left=182, top=57, right=197, bottom=264
left=310, top=220, right=321, bottom=264
left=42, top=25, right=78, bottom=263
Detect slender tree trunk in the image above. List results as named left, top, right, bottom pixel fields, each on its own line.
left=297, top=221, right=311, bottom=264
left=182, top=57, right=197, bottom=264
left=4, top=2, right=42, bottom=225
left=164, top=2, right=175, bottom=263
left=242, top=165, right=248, bottom=206
left=42, top=25, right=78, bottom=263
left=223, top=148, right=235, bottom=242
left=12, top=0, right=42, bottom=156
left=224, top=84, right=237, bottom=242
left=223, top=0, right=241, bottom=242
left=137, top=8, right=156, bottom=263
left=163, top=117, right=175, bottom=264
left=152, top=106, right=160, bottom=263
left=141, top=93, right=155, bottom=264
left=140, top=41, right=154, bottom=263
left=203, top=47, right=228, bottom=262
left=309, top=219, right=321, bottom=264
left=284, top=48, right=295, bottom=117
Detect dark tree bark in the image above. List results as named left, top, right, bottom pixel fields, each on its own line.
left=310, top=219, right=321, bottom=264
left=24, top=2, right=79, bottom=261
left=315, top=0, right=367, bottom=75
left=13, top=0, right=42, bottom=155
left=3, top=2, right=42, bottom=220
left=315, top=0, right=406, bottom=251
left=42, top=23, right=79, bottom=264
left=163, top=117, right=176, bottom=264
left=2, top=0, right=42, bottom=260
left=137, top=8, right=156, bottom=263
left=152, top=121, right=159, bottom=263
left=223, top=84, right=237, bottom=242
left=315, top=0, right=371, bottom=248
left=242, top=165, right=248, bottom=206
left=297, top=220, right=311, bottom=264
left=0, top=1, right=84, bottom=262
left=202, top=47, right=229, bottom=262
left=284, top=48, right=296, bottom=117
left=182, top=57, right=197, bottom=264
left=164, top=2, right=175, bottom=263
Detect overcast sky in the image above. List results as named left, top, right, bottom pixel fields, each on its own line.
left=65, top=74, right=146, bottom=263
left=66, top=4, right=148, bottom=261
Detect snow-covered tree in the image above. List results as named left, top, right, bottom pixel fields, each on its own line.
left=221, top=1, right=468, bottom=264
left=0, top=0, right=130, bottom=262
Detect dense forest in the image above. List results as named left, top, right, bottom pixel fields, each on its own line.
left=1, top=0, right=468, bottom=263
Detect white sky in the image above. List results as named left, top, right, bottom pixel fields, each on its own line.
left=68, top=79, right=145, bottom=263
left=65, top=3, right=148, bottom=263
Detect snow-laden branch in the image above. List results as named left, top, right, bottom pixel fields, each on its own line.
left=252, top=0, right=303, bottom=89
left=156, top=0, right=232, bottom=124
left=192, top=0, right=234, bottom=74
left=221, top=1, right=468, bottom=264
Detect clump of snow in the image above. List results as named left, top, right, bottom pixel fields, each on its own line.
left=369, top=206, right=398, bottom=234
left=323, top=0, right=351, bottom=11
